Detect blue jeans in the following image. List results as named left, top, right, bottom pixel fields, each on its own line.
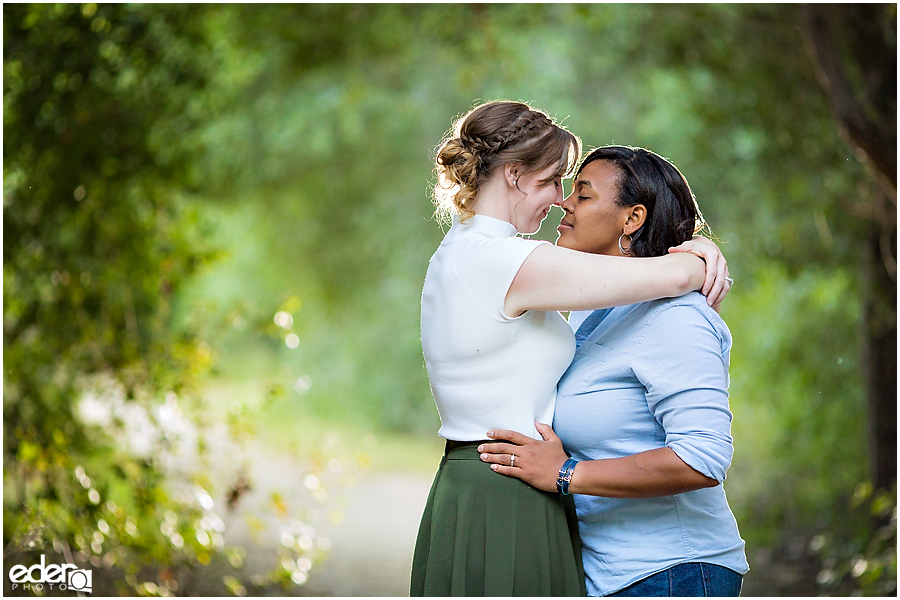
left=608, top=562, right=743, bottom=597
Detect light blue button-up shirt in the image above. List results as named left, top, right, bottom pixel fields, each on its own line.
left=554, top=292, right=749, bottom=597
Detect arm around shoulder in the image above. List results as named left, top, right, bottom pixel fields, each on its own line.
left=504, top=244, right=704, bottom=316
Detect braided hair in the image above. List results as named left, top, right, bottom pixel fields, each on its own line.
left=433, top=101, right=581, bottom=223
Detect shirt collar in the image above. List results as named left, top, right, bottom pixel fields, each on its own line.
left=451, top=213, right=518, bottom=238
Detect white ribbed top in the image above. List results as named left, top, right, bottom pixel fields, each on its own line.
left=420, top=215, right=576, bottom=441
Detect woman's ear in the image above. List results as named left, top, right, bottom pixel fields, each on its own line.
left=503, top=163, right=521, bottom=188
left=624, top=204, right=647, bottom=235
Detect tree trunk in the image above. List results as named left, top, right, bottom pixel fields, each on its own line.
left=862, top=228, right=897, bottom=493
left=799, top=4, right=897, bottom=200
left=799, top=4, right=897, bottom=493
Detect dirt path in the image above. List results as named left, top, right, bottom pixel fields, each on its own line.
left=220, top=449, right=436, bottom=596
left=301, top=472, right=433, bottom=596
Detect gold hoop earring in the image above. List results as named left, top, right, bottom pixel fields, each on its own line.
left=618, top=232, right=633, bottom=255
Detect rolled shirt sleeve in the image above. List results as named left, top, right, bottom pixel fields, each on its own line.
left=630, top=301, right=734, bottom=482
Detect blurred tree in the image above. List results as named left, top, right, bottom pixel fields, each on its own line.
left=3, top=3, right=245, bottom=594
left=799, top=2, right=896, bottom=497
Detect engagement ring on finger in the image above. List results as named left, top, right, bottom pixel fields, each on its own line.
left=510, top=455, right=516, bottom=467
left=725, top=277, right=734, bottom=285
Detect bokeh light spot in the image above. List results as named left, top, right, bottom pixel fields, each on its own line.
left=274, top=311, right=293, bottom=328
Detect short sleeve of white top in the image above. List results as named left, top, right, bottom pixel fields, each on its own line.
left=420, top=215, right=576, bottom=441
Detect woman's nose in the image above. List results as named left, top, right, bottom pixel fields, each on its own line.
left=557, top=193, right=574, bottom=212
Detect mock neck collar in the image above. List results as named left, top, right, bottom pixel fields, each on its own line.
left=451, top=214, right=518, bottom=238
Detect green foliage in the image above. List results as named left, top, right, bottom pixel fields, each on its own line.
left=4, top=3, right=894, bottom=596
left=3, top=0, right=193, bottom=582
left=809, top=482, right=897, bottom=595
left=3, top=4, right=314, bottom=595
left=725, top=263, right=866, bottom=539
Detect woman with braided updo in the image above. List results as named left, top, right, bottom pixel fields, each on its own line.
left=410, top=101, right=730, bottom=597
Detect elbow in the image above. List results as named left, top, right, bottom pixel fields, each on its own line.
left=668, top=470, right=720, bottom=496
left=684, top=459, right=723, bottom=489
left=699, top=473, right=720, bottom=489
left=668, top=440, right=732, bottom=484
left=677, top=469, right=720, bottom=494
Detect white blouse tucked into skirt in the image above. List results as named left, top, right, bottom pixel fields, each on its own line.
left=420, top=214, right=575, bottom=441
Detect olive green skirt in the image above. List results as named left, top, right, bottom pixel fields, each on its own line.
left=410, top=441, right=586, bottom=597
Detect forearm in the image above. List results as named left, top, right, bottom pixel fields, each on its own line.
left=567, top=447, right=718, bottom=498
left=508, top=245, right=704, bottom=315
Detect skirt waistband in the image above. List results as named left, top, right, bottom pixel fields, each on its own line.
left=444, top=439, right=491, bottom=460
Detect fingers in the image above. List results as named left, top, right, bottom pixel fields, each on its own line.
left=699, top=243, right=720, bottom=297
left=690, top=247, right=716, bottom=297
left=534, top=421, right=559, bottom=442
left=702, top=256, right=716, bottom=298
left=479, top=450, right=516, bottom=467
left=706, top=267, right=724, bottom=305
left=488, top=463, right=522, bottom=479
left=671, top=237, right=724, bottom=299
left=669, top=238, right=733, bottom=309
left=481, top=450, right=524, bottom=479
left=712, top=279, right=730, bottom=308
left=709, top=262, right=731, bottom=308
left=669, top=243, right=715, bottom=296
left=486, top=428, right=531, bottom=446
left=694, top=242, right=726, bottom=304
left=477, top=441, right=513, bottom=456
left=667, top=238, right=694, bottom=254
